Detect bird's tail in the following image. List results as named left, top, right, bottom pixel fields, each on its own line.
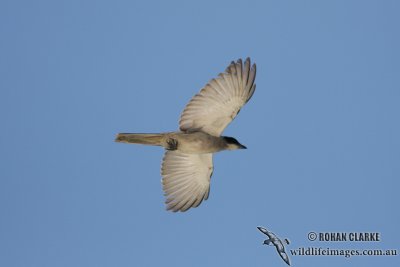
left=115, top=133, right=166, bottom=146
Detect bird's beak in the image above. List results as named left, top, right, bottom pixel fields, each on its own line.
left=240, top=144, right=247, bottom=149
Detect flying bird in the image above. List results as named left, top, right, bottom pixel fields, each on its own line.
left=257, top=226, right=291, bottom=266
left=115, top=58, right=256, bottom=212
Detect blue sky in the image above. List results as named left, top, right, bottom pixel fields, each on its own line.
left=1, top=0, right=399, bottom=266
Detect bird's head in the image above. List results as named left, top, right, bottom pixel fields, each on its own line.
left=263, top=239, right=272, bottom=245
left=222, top=136, right=247, bottom=150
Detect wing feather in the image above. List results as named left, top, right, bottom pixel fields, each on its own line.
left=179, top=58, right=256, bottom=136
left=161, top=151, right=213, bottom=212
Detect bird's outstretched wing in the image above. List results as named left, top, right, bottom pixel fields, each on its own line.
left=179, top=58, right=256, bottom=136
left=257, top=226, right=274, bottom=239
left=278, top=250, right=291, bottom=266
left=161, top=151, right=213, bottom=212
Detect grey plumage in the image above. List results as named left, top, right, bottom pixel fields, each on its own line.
left=115, top=58, right=256, bottom=212
left=257, top=227, right=291, bottom=266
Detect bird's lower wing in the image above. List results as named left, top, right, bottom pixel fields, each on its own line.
left=179, top=58, right=256, bottom=136
left=161, top=151, right=213, bottom=212
left=279, top=251, right=291, bottom=266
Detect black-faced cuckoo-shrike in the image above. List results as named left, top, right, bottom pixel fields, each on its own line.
left=116, top=58, right=256, bottom=212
